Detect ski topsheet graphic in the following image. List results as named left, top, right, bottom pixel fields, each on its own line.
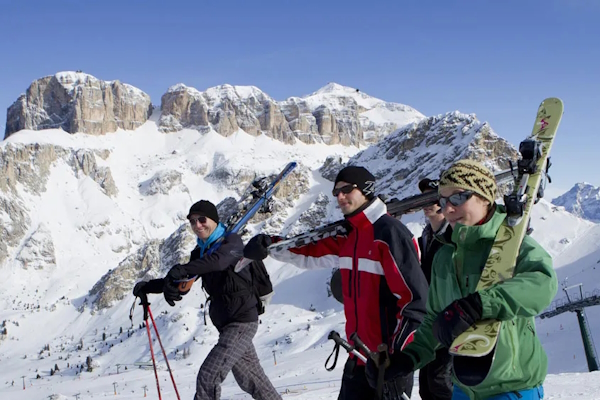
left=450, top=98, right=564, bottom=386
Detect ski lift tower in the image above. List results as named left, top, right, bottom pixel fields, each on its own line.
left=540, top=283, right=600, bottom=372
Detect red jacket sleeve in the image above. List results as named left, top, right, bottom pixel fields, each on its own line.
left=269, top=235, right=344, bottom=270
left=377, top=221, right=428, bottom=352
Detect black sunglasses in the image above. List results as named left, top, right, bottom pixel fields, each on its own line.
left=439, top=191, right=474, bottom=209
left=332, top=184, right=358, bottom=197
left=189, top=216, right=208, bottom=225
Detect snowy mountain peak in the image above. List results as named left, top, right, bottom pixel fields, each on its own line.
left=54, top=71, right=98, bottom=92
left=164, top=83, right=273, bottom=104
left=312, top=82, right=358, bottom=95
left=552, top=182, right=600, bottom=222
left=203, top=83, right=273, bottom=102
left=304, top=82, right=394, bottom=110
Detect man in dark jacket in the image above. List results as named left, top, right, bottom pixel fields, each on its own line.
left=133, top=200, right=281, bottom=400
left=416, top=178, right=453, bottom=400
left=244, top=166, right=429, bottom=400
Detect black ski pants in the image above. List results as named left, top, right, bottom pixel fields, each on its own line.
left=418, top=348, right=453, bottom=400
left=194, top=321, right=281, bottom=400
left=337, top=357, right=414, bottom=400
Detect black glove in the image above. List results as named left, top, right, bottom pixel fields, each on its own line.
left=433, top=292, right=483, bottom=348
left=163, top=279, right=182, bottom=307
left=132, top=279, right=165, bottom=297
left=365, top=351, right=414, bottom=390
left=243, top=234, right=275, bottom=261
left=161, top=265, right=192, bottom=306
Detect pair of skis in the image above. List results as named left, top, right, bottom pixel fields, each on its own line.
left=267, top=169, right=516, bottom=255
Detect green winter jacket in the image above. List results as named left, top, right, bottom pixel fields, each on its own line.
left=403, top=206, right=557, bottom=400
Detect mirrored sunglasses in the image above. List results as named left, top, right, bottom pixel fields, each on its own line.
left=332, top=184, right=358, bottom=197
left=189, top=216, right=208, bottom=225
left=439, top=191, right=474, bottom=209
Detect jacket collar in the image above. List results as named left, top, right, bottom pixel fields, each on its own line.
left=345, top=197, right=387, bottom=228
left=450, top=205, right=507, bottom=247
left=197, top=222, right=226, bottom=257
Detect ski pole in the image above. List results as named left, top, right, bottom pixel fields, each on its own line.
left=131, top=296, right=182, bottom=400
left=147, top=305, right=181, bottom=400
left=140, top=298, right=163, bottom=400
left=328, top=331, right=368, bottom=363
left=349, top=333, right=410, bottom=400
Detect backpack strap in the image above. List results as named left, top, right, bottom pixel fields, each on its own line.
left=200, top=285, right=210, bottom=325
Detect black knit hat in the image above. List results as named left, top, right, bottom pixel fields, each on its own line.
left=334, top=166, right=376, bottom=199
left=418, top=178, right=439, bottom=193
left=187, top=200, right=219, bottom=223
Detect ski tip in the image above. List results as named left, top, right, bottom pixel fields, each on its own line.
left=540, top=97, right=564, bottom=109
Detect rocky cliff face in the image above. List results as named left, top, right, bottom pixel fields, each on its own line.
left=159, top=84, right=295, bottom=143
left=5, top=72, right=152, bottom=138
left=159, top=83, right=424, bottom=146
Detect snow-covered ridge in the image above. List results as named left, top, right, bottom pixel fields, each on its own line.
left=159, top=81, right=424, bottom=146
left=552, top=182, right=600, bottom=222
left=345, top=111, right=519, bottom=198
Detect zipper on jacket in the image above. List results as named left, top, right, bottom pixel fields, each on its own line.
left=508, top=320, right=518, bottom=371
left=527, top=320, right=536, bottom=336
left=353, top=229, right=360, bottom=333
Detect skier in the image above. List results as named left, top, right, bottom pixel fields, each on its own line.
left=133, top=200, right=281, bottom=400
left=416, top=178, right=453, bottom=400
left=243, top=166, right=429, bottom=400
left=367, top=160, right=557, bottom=400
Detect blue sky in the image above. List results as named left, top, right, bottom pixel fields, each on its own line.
left=1, top=0, right=598, bottom=198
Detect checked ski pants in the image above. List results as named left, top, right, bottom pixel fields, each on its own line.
left=194, top=321, right=281, bottom=400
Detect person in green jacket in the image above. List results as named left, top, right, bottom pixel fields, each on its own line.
left=366, top=160, right=558, bottom=400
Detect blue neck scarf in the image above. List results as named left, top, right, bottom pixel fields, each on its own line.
left=197, top=223, right=226, bottom=257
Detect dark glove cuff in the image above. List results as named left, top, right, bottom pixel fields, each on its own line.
left=388, top=351, right=414, bottom=377
left=465, top=292, right=483, bottom=320
left=144, top=278, right=165, bottom=294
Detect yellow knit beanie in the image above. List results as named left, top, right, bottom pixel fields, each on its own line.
left=438, top=160, right=497, bottom=204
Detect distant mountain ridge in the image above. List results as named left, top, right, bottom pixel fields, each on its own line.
left=552, top=182, right=600, bottom=222
left=5, top=72, right=424, bottom=146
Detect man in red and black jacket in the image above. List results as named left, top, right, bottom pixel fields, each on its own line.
left=244, top=166, right=429, bottom=400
